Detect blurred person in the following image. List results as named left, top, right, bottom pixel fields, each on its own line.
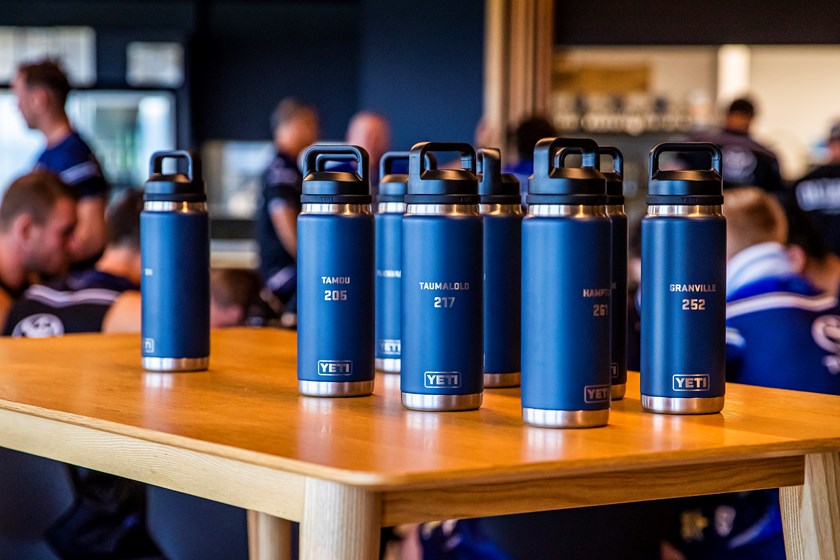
left=13, top=59, right=109, bottom=265
left=346, top=111, right=390, bottom=186
left=502, top=116, right=556, bottom=203
left=256, top=98, right=318, bottom=311
left=785, top=205, right=840, bottom=296
left=682, top=98, right=783, bottom=192
left=210, top=267, right=275, bottom=328
left=663, top=187, right=840, bottom=560
left=4, top=188, right=143, bottom=337
left=791, top=120, right=840, bottom=256
left=0, top=171, right=77, bottom=332
left=0, top=188, right=161, bottom=560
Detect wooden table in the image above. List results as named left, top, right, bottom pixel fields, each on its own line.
left=0, top=328, right=837, bottom=559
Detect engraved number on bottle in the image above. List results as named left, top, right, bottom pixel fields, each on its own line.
left=434, top=297, right=455, bottom=308
left=324, top=290, right=347, bottom=301
left=681, top=298, right=705, bottom=311
left=592, top=304, right=608, bottom=317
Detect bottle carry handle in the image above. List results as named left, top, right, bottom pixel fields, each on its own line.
left=303, top=145, right=369, bottom=183
left=649, top=142, right=721, bottom=176
left=149, top=150, right=200, bottom=181
left=380, top=151, right=436, bottom=177
left=553, top=146, right=622, bottom=176
left=410, top=142, right=476, bottom=176
left=534, top=137, right=599, bottom=177
left=477, top=147, right=502, bottom=177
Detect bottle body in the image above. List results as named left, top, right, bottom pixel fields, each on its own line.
left=608, top=205, right=628, bottom=399
left=481, top=204, right=522, bottom=387
left=401, top=205, right=483, bottom=411
left=297, top=205, right=375, bottom=397
left=375, top=205, right=404, bottom=372
left=521, top=205, right=612, bottom=428
left=141, top=203, right=210, bottom=371
left=640, top=206, right=726, bottom=414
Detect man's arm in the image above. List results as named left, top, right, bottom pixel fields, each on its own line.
left=69, top=196, right=107, bottom=263
left=102, top=291, right=141, bottom=333
left=269, top=202, right=298, bottom=259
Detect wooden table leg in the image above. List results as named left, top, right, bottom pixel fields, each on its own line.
left=300, top=478, right=381, bottom=560
left=247, top=510, right=292, bottom=560
left=781, top=452, right=840, bottom=559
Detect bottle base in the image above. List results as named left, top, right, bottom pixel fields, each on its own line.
left=522, top=407, right=609, bottom=428
left=375, top=358, right=401, bottom=373
left=611, top=383, right=627, bottom=400
left=299, top=379, right=374, bottom=397
left=641, top=395, right=724, bottom=414
left=401, top=392, right=482, bottom=411
left=142, top=356, right=208, bottom=372
left=484, top=372, right=520, bottom=388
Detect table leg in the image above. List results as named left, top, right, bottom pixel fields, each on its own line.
left=780, top=452, right=840, bottom=559
left=300, top=478, right=381, bottom=560
left=247, top=511, right=292, bottom=560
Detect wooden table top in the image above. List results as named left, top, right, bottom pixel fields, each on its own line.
left=0, top=327, right=838, bottom=492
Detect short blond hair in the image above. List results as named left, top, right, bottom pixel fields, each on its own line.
left=723, top=187, right=787, bottom=257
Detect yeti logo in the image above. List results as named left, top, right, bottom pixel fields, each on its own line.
left=12, top=314, right=65, bottom=338
left=812, top=315, right=840, bottom=375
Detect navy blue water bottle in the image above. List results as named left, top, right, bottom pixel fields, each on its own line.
left=375, top=151, right=409, bottom=373
left=477, top=148, right=522, bottom=388
left=521, top=138, right=612, bottom=428
left=297, top=145, right=375, bottom=397
left=401, top=142, right=483, bottom=411
left=141, top=150, right=210, bottom=372
left=641, top=143, right=726, bottom=414
left=602, top=147, right=628, bottom=400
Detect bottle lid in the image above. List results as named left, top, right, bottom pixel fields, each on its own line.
left=406, top=142, right=479, bottom=204
left=377, top=151, right=409, bottom=203
left=144, top=150, right=206, bottom=203
left=301, top=144, right=371, bottom=204
left=527, top=137, right=607, bottom=205
left=647, top=142, right=723, bottom=205
left=477, top=148, right=520, bottom=204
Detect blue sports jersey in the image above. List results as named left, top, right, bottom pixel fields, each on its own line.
left=36, top=131, right=109, bottom=199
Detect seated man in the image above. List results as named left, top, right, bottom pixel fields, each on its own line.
left=664, top=187, right=840, bottom=560
left=4, top=188, right=142, bottom=337
left=2, top=188, right=161, bottom=560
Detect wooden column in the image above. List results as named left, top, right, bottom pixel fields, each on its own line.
left=483, top=0, right=554, bottom=154
left=780, top=451, right=840, bottom=559
left=300, top=478, right=381, bottom=560
left=247, top=511, right=292, bottom=560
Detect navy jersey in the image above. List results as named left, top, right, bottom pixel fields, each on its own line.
left=36, top=131, right=109, bottom=199
left=792, top=163, right=840, bottom=256
left=726, top=276, right=840, bottom=392
left=3, top=270, right=137, bottom=337
left=255, top=150, right=300, bottom=302
left=681, top=128, right=783, bottom=192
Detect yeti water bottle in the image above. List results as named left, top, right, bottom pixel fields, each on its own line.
left=401, top=142, right=483, bottom=411
left=297, top=145, right=375, bottom=397
left=641, top=143, right=726, bottom=414
left=478, top=148, right=522, bottom=388
left=521, top=138, right=612, bottom=428
left=141, top=150, right=210, bottom=372
left=602, top=147, right=628, bottom=400
left=375, top=152, right=409, bottom=373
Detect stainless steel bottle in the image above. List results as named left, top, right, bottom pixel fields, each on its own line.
left=141, top=150, right=210, bottom=372
left=401, top=142, right=483, bottom=411
left=521, top=137, right=612, bottom=428
left=375, top=152, right=409, bottom=373
left=477, top=148, right=522, bottom=388
left=641, top=143, right=726, bottom=414
left=602, top=147, right=628, bottom=400
left=297, top=145, right=375, bottom=397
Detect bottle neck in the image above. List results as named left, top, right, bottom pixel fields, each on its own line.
left=647, top=205, right=722, bottom=217
left=405, top=204, right=479, bottom=216
left=301, top=203, right=372, bottom=215
left=527, top=204, right=607, bottom=218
